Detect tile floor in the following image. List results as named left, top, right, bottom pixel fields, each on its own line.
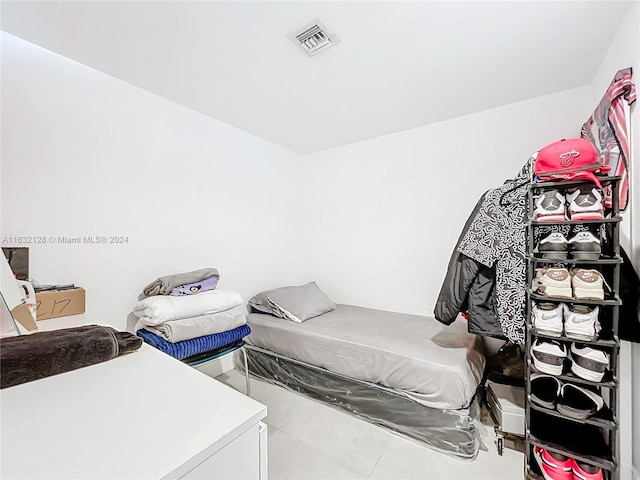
left=214, top=369, right=525, bottom=480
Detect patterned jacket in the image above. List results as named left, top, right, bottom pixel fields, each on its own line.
left=434, top=194, right=504, bottom=339
left=435, top=162, right=532, bottom=344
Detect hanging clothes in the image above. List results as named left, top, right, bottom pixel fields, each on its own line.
left=620, top=246, right=640, bottom=343
left=435, top=161, right=532, bottom=345
left=581, top=67, right=636, bottom=210
left=434, top=193, right=504, bottom=340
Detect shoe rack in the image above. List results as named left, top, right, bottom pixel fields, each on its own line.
left=524, top=177, right=622, bottom=480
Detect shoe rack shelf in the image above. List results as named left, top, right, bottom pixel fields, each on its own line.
left=530, top=217, right=622, bottom=226
left=527, top=255, right=622, bottom=266
left=525, top=176, right=622, bottom=480
left=529, top=326, right=618, bottom=347
left=529, top=402, right=616, bottom=430
left=552, top=370, right=618, bottom=389
left=529, top=291, right=621, bottom=306
left=527, top=433, right=617, bottom=471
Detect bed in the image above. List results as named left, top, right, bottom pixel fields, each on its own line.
left=245, top=304, right=484, bottom=410
left=238, top=283, right=486, bottom=459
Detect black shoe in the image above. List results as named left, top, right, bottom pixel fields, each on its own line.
left=486, top=341, right=524, bottom=386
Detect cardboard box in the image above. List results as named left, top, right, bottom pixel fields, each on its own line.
left=9, top=302, right=38, bottom=331
left=35, top=287, right=85, bottom=321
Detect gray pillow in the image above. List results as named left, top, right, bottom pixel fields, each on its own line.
left=248, top=282, right=336, bottom=323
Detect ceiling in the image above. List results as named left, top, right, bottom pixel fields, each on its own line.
left=0, top=1, right=633, bottom=154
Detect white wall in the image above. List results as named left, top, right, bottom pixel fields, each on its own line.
left=2, top=17, right=638, bottom=476
left=0, top=33, right=308, bottom=331
left=301, top=86, right=593, bottom=314
left=589, top=3, right=640, bottom=479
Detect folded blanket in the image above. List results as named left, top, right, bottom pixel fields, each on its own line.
left=1, top=325, right=142, bottom=389
left=143, top=268, right=220, bottom=296
left=134, top=289, right=243, bottom=324
left=137, top=324, right=251, bottom=360
left=170, top=275, right=219, bottom=296
left=137, top=306, right=247, bottom=343
left=182, top=340, right=245, bottom=366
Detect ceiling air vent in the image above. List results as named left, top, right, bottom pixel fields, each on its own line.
left=291, top=19, right=340, bottom=57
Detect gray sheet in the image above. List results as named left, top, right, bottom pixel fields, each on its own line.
left=246, top=304, right=485, bottom=410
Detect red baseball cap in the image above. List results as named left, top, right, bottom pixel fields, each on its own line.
left=535, top=138, right=610, bottom=187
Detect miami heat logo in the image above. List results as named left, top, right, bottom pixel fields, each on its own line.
left=559, top=149, right=580, bottom=167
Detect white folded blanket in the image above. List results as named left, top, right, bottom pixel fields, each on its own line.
left=133, top=290, right=243, bottom=324
left=137, top=306, right=247, bottom=343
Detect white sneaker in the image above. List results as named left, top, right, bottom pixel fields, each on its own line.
left=567, top=231, right=601, bottom=260
left=532, top=302, right=563, bottom=336
left=566, top=188, right=604, bottom=221
left=563, top=304, right=601, bottom=341
left=531, top=340, right=567, bottom=376
left=533, top=268, right=573, bottom=299
left=535, top=232, right=568, bottom=260
left=570, top=344, right=609, bottom=382
left=534, top=190, right=566, bottom=222
left=571, top=269, right=605, bottom=300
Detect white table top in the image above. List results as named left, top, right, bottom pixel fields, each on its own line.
left=1, top=315, right=267, bottom=479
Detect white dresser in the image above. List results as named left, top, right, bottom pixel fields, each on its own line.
left=0, top=315, right=268, bottom=480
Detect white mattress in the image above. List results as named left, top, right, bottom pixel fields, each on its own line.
left=246, top=304, right=485, bottom=410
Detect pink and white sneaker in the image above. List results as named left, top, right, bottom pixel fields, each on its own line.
left=566, top=188, right=604, bottom=221
left=571, top=459, right=604, bottom=480
left=533, top=446, right=573, bottom=480
left=534, top=190, right=567, bottom=222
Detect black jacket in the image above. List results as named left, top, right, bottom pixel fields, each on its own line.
left=434, top=252, right=503, bottom=339
left=620, top=246, right=640, bottom=343
left=434, top=193, right=504, bottom=339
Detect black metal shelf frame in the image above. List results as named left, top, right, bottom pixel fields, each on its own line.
left=525, top=177, right=621, bottom=480
left=529, top=291, right=621, bottom=306
left=528, top=216, right=622, bottom=226
left=531, top=176, right=623, bottom=190
left=527, top=434, right=616, bottom=472
left=529, top=326, right=618, bottom=346
left=528, top=255, right=622, bottom=265
left=528, top=360, right=618, bottom=388
left=528, top=403, right=616, bottom=430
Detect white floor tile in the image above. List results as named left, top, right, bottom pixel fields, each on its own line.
left=216, top=369, right=321, bottom=429
left=268, top=429, right=365, bottom=480
left=213, top=368, right=247, bottom=392
left=215, top=370, right=524, bottom=480
left=470, top=442, right=524, bottom=480
left=277, top=397, right=393, bottom=477
left=265, top=424, right=280, bottom=438
left=369, top=434, right=524, bottom=480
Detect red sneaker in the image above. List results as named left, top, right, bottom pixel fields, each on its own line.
left=571, top=459, right=603, bottom=480
left=533, top=446, right=573, bottom=480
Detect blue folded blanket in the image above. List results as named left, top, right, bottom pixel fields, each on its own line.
left=137, top=324, right=251, bottom=360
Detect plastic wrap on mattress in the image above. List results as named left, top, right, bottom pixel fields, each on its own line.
left=236, top=345, right=482, bottom=460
